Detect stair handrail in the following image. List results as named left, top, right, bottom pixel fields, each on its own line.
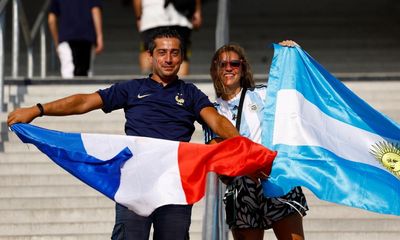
left=202, top=0, right=230, bottom=240
left=0, top=0, right=50, bottom=112
left=0, top=0, right=9, bottom=112
left=13, top=0, right=50, bottom=78
left=0, top=0, right=9, bottom=13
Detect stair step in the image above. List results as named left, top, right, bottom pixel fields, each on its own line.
left=0, top=185, right=101, bottom=198
left=263, top=232, right=400, bottom=240
left=0, top=221, right=200, bottom=237
left=0, top=196, right=112, bottom=210
left=305, top=205, right=398, bottom=219
left=0, top=163, right=65, bottom=175
left=0, top=175, right=81, bottom=186
left=0, top=222, right=114, bottom=236
left=0, top=152, right=48, bottom=163
left=303, top=218, right=400, bottom=231
left=0, top=206, right=205, bottom=224
left=0, top=234, right=112, bottom=240
left=0, top=208, right=114, bottom=224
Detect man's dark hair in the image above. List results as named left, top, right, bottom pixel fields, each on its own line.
left=148, top=27, right=184, bottom=56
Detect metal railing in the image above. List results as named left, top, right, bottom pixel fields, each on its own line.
left=16, top=0, right=50, bottom=78
left=0, top=0, right=9, bottom=112
left=202, top=0, right=230, bottom=240
left=0, top=0, right=50, bottom=112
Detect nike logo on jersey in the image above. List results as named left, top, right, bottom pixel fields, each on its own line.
left=138, top=93, right=151, bottom=99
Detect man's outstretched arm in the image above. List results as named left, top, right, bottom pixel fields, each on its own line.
left=7, top=92, right=103, bottom=126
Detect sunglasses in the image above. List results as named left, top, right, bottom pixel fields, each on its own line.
left=218, top=60, right=242, bottom=68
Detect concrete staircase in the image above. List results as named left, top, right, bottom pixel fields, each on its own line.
left=1, top=79, right=400, bottom=240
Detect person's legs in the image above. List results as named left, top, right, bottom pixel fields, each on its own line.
left=263, top=187, right=308, bottom=240
left=56, top=42, right=74, bottom=78
left=225, top=177, right=265, bottom=240
left=68, top=40, right=92, bottom=76
left=231, top=228, right=264, bottom=240
left=87, top=46, right=96, bottom=77
left=272, top=213, right=304, bottom=240
left=111, top=203, right=152, bottom=240
left=152, top=204, right=192, bottom=240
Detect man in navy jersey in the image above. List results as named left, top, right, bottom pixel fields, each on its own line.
left=8, top=27, right=240, bottom=240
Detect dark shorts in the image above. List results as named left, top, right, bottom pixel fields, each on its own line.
left=224, top=176, right=308, bottom=229
left=140, top=26, right=192, bottom=61
left=111, top=203, right=192, bottom=240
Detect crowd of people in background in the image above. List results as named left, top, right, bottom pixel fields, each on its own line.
left=48, top=0, right=201, bottom=78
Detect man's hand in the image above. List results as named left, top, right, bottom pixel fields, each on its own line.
left=7, top=106, right=41, bottom=126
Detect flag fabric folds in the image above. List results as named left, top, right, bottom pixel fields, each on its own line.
left=262, top=44, right=400, bottom=216
left=11, top=123, right=276, bottom=216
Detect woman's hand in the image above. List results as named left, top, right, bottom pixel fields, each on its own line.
left=279, top=40, right=300, bottom=47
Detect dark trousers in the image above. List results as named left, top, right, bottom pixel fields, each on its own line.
left=68, top=40, right=92, bottom=76
left=111, top=203, right=192, bottom=240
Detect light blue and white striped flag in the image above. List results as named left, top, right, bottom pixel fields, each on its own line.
left=262, top=44, right=400, bottom=216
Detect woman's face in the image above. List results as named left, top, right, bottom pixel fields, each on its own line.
left=217, top=51, right=242, bottom=91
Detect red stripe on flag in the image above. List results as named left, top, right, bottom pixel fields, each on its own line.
left=177, top=136, right=276, bottom=204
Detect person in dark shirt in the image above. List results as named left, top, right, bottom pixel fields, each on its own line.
left=48, top=0, right=104, bottom=78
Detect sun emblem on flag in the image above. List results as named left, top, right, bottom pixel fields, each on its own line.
left=370, top=141, right=400, bottom=178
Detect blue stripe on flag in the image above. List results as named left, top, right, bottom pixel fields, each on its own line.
left=11, top=123, right=132, bottom=200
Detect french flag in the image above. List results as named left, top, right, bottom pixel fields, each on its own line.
left=11, top=123, right=276, bottom=216
left=262, top=44, right=400, bottom=216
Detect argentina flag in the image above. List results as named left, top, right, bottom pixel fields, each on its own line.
left=262, top=44, right=400, bottom=216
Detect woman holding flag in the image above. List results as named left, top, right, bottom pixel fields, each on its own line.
left=204, top=42, right=308, bottom=240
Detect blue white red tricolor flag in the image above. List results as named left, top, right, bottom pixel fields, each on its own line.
left=262, top=44, right=400, bottom=216
left=11, top=123, right=276, bottom=216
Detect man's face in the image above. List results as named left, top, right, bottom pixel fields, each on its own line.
left=151, top=37, right=182, bottom=82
